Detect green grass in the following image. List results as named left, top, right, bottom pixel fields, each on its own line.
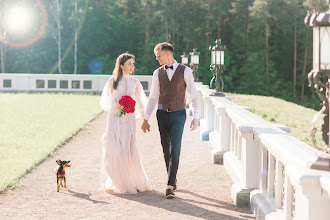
left=228, top=93, right=326, bottom=152
left=0, top=93, right=102, bottom=192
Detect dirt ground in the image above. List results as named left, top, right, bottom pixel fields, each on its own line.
left=0, top=111, right=255, bottom=220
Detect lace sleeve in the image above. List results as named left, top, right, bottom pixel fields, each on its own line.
left=134, top=79, right=148, bottom=118
left=99, top=77, right=114, bottom=111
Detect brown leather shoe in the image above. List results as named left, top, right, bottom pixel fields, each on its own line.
left=166, top=188, right=175, bottom=199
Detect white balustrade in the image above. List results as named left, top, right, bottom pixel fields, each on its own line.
left=196, top=83, right=330, bottom=220
left=0, top=73, right=152, bottom=94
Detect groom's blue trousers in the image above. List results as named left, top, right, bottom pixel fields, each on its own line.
left=156, top=109, right=186, bottom=187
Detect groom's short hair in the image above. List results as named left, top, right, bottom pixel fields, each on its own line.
left=154, top=42, right=174, bottom=54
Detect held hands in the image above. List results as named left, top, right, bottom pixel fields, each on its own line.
left=141, top=119, right=151, bottom=133
left=190, top=119, right=198, bottom=131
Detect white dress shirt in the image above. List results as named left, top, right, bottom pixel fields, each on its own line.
left=145, top=60, right=199, bottom=120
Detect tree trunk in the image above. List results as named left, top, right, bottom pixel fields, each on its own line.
left=265, top=17, right=269, bottom=80
left=206, top=0, right=210, bottom=60
left=1, top=42, right=4, bottom=73
left=217, top=17, right=221, bottom=39
left=185, top=17, right=189, bottom=50
left=163, top=0, right=168, bottom=42
left=301, top=30, right=309, bottom=104
left=171, top=0, right=175, bottom=45
left=145, top=2, right=150, bottom=46
left=74, top=0, right=77, bottom=75
left=56, top=0, right=62, bottom=74
left=245, top=14, right=249, bottom=59
left=293, top=8, right=297, bottom=99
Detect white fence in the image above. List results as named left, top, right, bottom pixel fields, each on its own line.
left=0, top=74, right=152, bottom=94
left=195, top=82, right=330, bottom=220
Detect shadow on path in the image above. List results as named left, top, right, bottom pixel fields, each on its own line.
left=114, top=190, right=252, bottom=220
left=66, top=189, right=111, bottom=205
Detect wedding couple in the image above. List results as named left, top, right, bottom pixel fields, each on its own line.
left=99, top=42, right=199, bottom=199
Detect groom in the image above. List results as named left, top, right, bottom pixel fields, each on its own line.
left=141, top=42, right=199, bottom=199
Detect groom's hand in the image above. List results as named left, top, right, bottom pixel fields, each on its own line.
left=190, top=119, right=198, bottom=131
left=141, top=120, right=150, bottom=133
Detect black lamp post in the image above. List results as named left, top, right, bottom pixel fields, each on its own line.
left=305, top=0, right=330, bottom=169
left=209, top=39, right=226, bottom=96
left=180, top=52, right=189, bottom=66
left=189, top=48, right=200, bottom=81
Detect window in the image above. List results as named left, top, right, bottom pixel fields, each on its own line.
left=3, top=79, right=12, bottom=88
left=48, top=80, right=56, bottom=89
left=36, top=80, right=45, bottom=88
left=72, top=80, right=80, bottom=89
left=60, top=80, right=68, bottom=89
left=83, top=80, right=92, bottom=89
left=141, top=81, right=148, bottom=90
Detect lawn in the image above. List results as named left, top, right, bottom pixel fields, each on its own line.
left=228, top=93, right=326, bottom=152
left=0, top=93, right=103, bottom=192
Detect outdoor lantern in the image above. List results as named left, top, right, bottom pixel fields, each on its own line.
left=180, top=52, right=189, bottom=65
left=189, top=48, right=200, bottom=81
left=306, top=5, right=330, bottom=73
left=209, top=39, right=226, bottom=96
left=210, top=39, right=225, bottom=65
left=305, top=0, right=330, bottom=170
left=189, top=48, right=200, bottom=65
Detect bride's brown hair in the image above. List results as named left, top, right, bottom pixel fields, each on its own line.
left=112, top=53, right=135, bottom=90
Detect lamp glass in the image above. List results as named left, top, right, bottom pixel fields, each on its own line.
left=195, top=55, right=199, bottom=65
left=211, top=50, right=216, bottom=65
left=320, top=26, right=330, bottom=70
left=182, top=56, right=188, bottom=65
left=192, top=55, right=196, bottom=64
left=215, top=51, right=221, bottom=65
left=221, top=51, right=224, bottom=65
left=313, top=26, right=320, bottom=71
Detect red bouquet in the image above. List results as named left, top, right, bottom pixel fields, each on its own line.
left=117, top=95, right=136, bottom=118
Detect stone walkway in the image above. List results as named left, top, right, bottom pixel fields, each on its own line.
left=0, top=111, right=254, bottom=220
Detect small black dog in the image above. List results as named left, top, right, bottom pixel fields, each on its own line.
left=54, top=160, right=71, bottom=192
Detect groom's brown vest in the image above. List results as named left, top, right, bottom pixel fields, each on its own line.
left=158, top=64, right=186, bottom=112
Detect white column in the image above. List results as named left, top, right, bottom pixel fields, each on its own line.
left=210, top=106, right=231, bottom=164
left=239, top=125, right=260, bottom=189
left=200, top=96, right=214, bottom=141
left=293, top=176, right=330, bottom=220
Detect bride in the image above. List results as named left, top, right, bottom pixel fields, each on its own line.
left=99, top=53, right=150, bottom=193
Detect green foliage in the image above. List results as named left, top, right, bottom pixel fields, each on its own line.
left=1, top=0, right=327, bottom=109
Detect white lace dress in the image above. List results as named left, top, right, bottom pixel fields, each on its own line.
left=99, top=75, right=150, bottom=194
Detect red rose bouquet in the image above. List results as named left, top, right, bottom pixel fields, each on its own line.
left=117, top=95, right=136, bottom=118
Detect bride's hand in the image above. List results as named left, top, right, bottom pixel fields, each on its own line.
left=116, top=104, right=122, bottom=110
left=141, top=120, right=150, bottom=133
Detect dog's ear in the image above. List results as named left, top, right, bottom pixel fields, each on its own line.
left=56, top=159, right=61, bottom=163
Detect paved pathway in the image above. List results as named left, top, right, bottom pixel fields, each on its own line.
left=0, top=111, right=254, bottom=220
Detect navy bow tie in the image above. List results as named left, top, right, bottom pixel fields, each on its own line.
left=165, top=65, right=173, bottom=70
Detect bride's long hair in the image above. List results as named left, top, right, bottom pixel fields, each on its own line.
left=112, top=53, right=135, bottom=90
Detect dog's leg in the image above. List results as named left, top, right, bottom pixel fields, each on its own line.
left=64, top=177, right=66, bottom=188
left=60, top=178, right=63, bottom=187
left=57, top=176, right=60, bottom=192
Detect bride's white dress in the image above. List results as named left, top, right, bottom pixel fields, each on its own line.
left=99, top=75, right=150, bottom=194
